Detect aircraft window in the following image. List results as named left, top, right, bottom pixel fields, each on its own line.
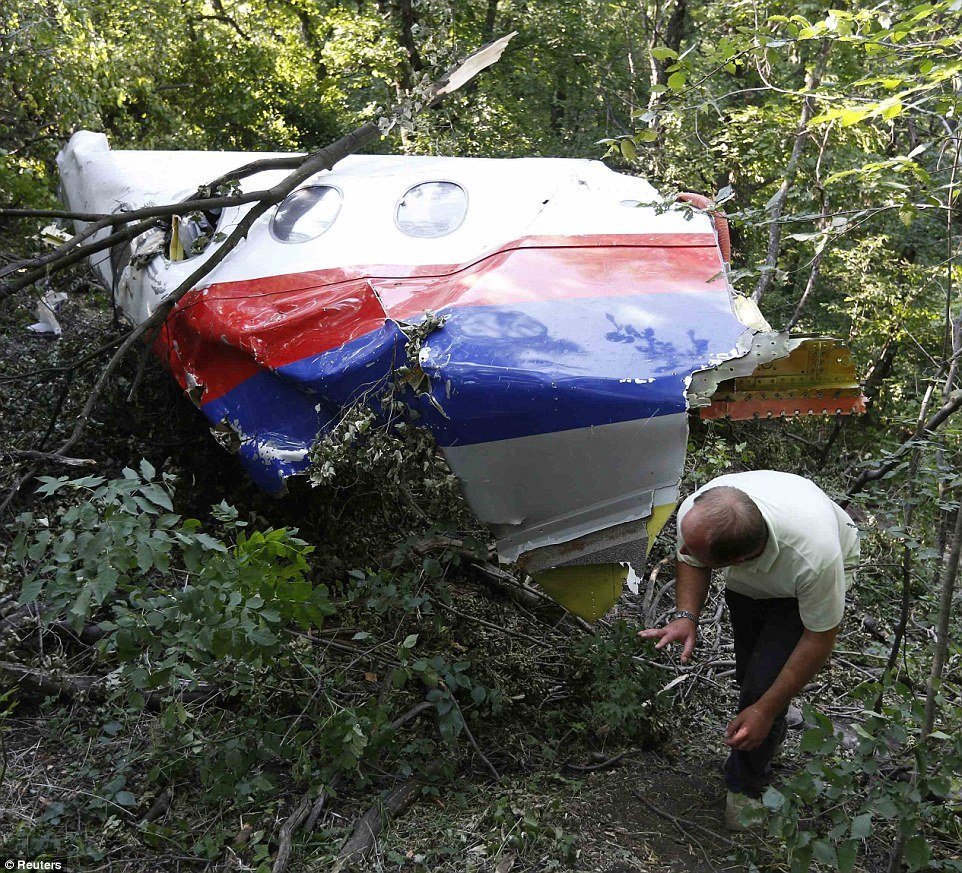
left=271, top=185, right=342, bottom=243
left=396, top=182, right=467, bottom=238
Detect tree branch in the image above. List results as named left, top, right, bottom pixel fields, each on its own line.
left=752, top=40, right=831, bottom=304
left=844, top=388, right=962, bottom=502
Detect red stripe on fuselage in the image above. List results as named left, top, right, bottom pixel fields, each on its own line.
left=156, top=233, right=728, bottom=404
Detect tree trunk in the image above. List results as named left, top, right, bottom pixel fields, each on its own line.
left=752, top=40, right=831, bottom=304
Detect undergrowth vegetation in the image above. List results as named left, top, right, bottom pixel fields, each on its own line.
left=1, top=462, right=670, bottom=869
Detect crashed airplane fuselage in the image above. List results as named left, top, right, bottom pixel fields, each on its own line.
left=57, top=131, right=863, bottom=617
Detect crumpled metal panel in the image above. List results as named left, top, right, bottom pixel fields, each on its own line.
left=695, top=337, right=866, bottom=420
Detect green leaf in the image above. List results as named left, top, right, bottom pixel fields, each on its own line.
left=904, top=835, right=931, bottom=871
left=651, top=46, right=677, bottom=61
left=800, top=727, right=824, bottom=753
left=114, top=790, right=136, bottom=806
left=247, top=625, right=276, bottom=647
left=620, top=138, right=637, bottom=161
left=36, top=476, right=69, bottom=496
left=851, top=812, right=872, bottom=839
left=17, top=574, right=44, bottom=606
left=790, top=844, right=812, bottom=873
left=874, top=795, right=899, bottom=818
left=140, top=459, right=156, bottom=480
left=881, top=100, right=903, bottom=120
left=836, top=840, right=857, bottom=873
left=812, top=839, right=837, bottom=866
left=925, top=774, right=951, bottom=797
left=141, top=484, right=173, bottom=512
left=840, top=107, right=871, bottom=127
left=762, top=787, right=785, bottom=811
left=401, top=634, right=418, bottom=649
left=667, top=71, right=687, bottom=91
left=211, top=630, right=232, bottom=658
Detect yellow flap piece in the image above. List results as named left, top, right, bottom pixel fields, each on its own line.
left=169, top=215, right=185, bottom=262
left=533, top=563, right=627, bottom=622
left=732, top=294, right=772, bottom=332
left=645, top=502, right=677, bottom=556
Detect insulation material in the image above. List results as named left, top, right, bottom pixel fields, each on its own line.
left=28, top=290, right=67, bottom=336
left=56, top=131, right=864, bottom=620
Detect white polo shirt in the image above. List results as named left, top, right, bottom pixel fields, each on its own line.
left=676, top=471, right=860, bottom=632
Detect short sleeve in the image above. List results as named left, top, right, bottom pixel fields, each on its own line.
left=675, top=496, right=707, bottom=568
left=796, top=559, right=846, bottom=632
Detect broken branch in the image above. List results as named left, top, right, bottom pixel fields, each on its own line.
left=271, top=794, right=312, bottom=873
left=337, top=764, right=442, bottom=862
left=5, top=450, right=95, bottom=467
left=752, top=40, right=831, bottom=304
left=845, top=388, right=962, bottom=501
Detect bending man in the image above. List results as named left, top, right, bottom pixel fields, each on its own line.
left=639, top=470, right=859, bottom=829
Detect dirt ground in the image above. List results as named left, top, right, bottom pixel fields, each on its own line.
left=576, top=758, right=738, bottom=873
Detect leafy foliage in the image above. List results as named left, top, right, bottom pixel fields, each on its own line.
left=13, top=464, right=331, bottom=689
left=572, top=621, right=669, bottom=745
left=753, top=687, right=962, bottom=872
left=3, top=468, right=670, bottom=868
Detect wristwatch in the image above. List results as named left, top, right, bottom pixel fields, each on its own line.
left=671, top=610, right=699, bottom=625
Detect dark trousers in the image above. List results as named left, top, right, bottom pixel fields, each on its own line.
left=723, top=589, right=805, bottom=797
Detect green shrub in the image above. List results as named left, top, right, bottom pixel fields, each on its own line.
left=752, top=685, right=962, bottom=873
left=571, top=620, right=669, bottom=746
left=13, top=463, right=332, bottom=695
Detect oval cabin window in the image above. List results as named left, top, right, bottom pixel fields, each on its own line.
left=395, top=182, right=467, bottom=238
left=271, top=186, right=342, bottom=243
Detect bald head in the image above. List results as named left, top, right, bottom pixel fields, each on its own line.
left=681, top=486, right=768, bottom=566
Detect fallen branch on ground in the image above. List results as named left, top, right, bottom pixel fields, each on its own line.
left=450, top=692, right=500, bottom=782
left=0, top=658, right=219, bottom=710
left=271, top=794, right=313, bottom=873
left=337, top=764, right=443, bottom=863
left=564, top=750, right=637, bottom=772
left=6, top=450, right=95, bottom=467
left=389, top=700, right=434, bottom=732
left=141, top=787, right=174, bottom=824
left=631, top=788, right=735, bottom=848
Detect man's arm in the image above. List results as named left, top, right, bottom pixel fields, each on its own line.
left=637, top=562, right=711, bottom=664
left=725, top=625, right=839, bottom=750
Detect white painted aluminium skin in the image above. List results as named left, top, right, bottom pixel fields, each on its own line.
left=443, top=412, right=689, bottom=562
left=56, top=131, right=718, bottom=327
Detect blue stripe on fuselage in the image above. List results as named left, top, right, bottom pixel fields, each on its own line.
left=413, top=292, right=745, bottom=446
left=199, top=293, right=746, bottom=489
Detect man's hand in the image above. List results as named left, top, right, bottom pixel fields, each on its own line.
left=638, top=618, right=697, bottom=664
left=724, top=704, right=775, bottom=751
